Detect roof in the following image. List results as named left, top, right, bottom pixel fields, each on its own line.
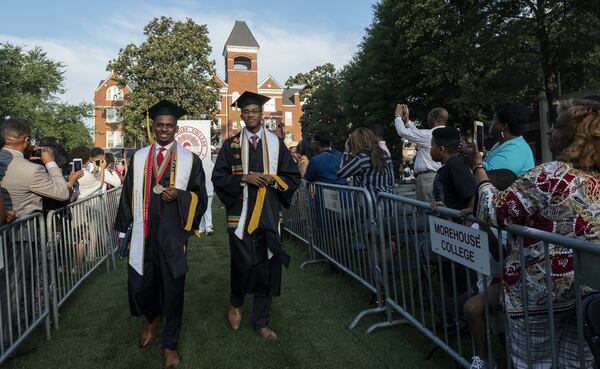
left=224, top=21, right=259, bottom=49
left=258, top=75, right=283, bottom=90
left=95, top=71, right=137, bottom=92
left=282, top=88, right=300, bottom=105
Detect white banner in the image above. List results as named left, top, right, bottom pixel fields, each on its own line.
left=176, top=120, right=212, bottom=167
left=429, top=216, right=491, bottom=276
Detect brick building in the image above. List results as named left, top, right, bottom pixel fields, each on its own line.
left=213, top=20, right=303, bottom=144
left=93, top=71, right=135, bottom=150
left=94, top=20, right=303, bottom=150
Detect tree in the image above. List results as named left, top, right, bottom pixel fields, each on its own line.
left=108, top=17, right=219, bottom=145
left=285, top=63, right=336, bottom=99
left=297, top=0, right=600, bottom=159
left=0, top=43, right=93, bottom=149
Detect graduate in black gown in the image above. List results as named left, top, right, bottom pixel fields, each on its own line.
left=212, top=91, right=300, bottom=340
left=114, top=100, right=207, bottom=369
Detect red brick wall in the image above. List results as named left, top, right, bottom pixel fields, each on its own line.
left=94, top=74, right=130, bottom=148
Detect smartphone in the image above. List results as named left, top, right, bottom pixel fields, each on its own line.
left=73, top=158, right=82, bottom=172
left=474, top=121, right=484, bottom=154
left=94, top=160, right=101, bottom=167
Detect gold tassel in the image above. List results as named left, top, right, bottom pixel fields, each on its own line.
left=146, top=110, right=155, bottom=144
left=234, top=101, right=240, bottom=130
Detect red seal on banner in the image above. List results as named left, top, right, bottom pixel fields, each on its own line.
left=175, top=125, right=209, bottom=159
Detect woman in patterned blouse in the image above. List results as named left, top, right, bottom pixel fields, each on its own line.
left=471, top=99, right=600, bottom=368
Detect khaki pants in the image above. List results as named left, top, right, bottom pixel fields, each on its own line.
left=416, top=172, right=436, bottom=202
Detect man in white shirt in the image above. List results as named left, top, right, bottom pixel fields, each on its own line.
left=71, top=146, right=105, bottom=199
left=91, top=147, right=121, bottom=190
left=393, top=104, right=448, bottom=202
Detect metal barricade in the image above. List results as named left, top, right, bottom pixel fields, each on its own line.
left=46, top=193, right=114, bottom=330
left=282, top=181, right=312, bottom=246
left=285, top=181, right=389, bottom=330
left=0, top=213, right=50, bottom=364
left=103, top=187, right=122, bottom=265
left=376, top=193, right=600, bottom=368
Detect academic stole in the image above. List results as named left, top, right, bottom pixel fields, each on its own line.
left=234, top=129, right=288, bottom=236
left=143, top=144, right=177, bottom=237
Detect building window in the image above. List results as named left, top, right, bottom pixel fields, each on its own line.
left=264, top=119, right=277, bottom=131
left=264, top=98, right=276, bottom=112
left=106, top=107, right=122, bottom=123
left=215, top=100, right=222, bottom=111
left=106, top=86, right=123, bottom=101
left=233, top=57, right=251, bottom=71
left=106, top=131, right=124, bottom=148
left=285, top=111, right=293, bottom=126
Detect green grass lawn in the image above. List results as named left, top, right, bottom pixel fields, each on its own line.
left=4, top=204, right=452, bottom=369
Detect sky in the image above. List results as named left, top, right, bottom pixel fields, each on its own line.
left=1, top=0, right=377, bottom=106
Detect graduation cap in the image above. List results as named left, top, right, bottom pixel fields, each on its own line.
left=147, top=99, right=188, bottom=120
left=231, top=91, right=270, bottom=109
left=144, top=99, right=187, bottom=145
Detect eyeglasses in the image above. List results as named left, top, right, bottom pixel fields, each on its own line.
left=242, top=109, right=261, bottom=115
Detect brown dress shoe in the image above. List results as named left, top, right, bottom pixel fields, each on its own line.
left=228, top=305, right=242, bottom=330
left=256, top=326, right=278, bottom=340
left=163, top=349, right=181, bottom=369
left=138, top=316, right=160, bottom=348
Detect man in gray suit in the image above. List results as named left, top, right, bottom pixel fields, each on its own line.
left=0, top=117, right=82, bottom=351
left=0, top=118, right=80, bottom=217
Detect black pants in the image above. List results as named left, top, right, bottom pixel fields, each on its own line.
left=230, top=293, right=272, bottom=329
left=128, top=248, right=185, bottom=351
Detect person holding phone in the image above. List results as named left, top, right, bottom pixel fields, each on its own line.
left=71, top=146, right=106, bottom=199
left=478, top=103, right=535, bottom=177
left=393, top=103, right=448, bottom=202
left=91, top=147, right=121, bottom=191
left=0, top=118, right=73, bottom=217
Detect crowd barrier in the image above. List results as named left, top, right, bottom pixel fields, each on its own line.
left=0, top=187, right=122, bottom=364
left=46, top=188, right=121, bottom=329
left=283, top=181, right=388, bottom=329
left=283, top=181, right=600, bottom=368
left=0, top=213, right=50, bottom=364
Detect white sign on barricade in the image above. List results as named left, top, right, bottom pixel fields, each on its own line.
left=429, top=216, right=491, bottom=276
left=322, top=188, right=342, bottom=214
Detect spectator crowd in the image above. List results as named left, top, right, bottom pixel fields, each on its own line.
left=1, top=94, right=600, bottom=368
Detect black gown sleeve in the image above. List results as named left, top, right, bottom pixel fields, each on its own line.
left=188, top=154, right=208, bottom=229
left=276, top=140, right=301, bottom=209
left=212, top=140, right=243, bottom=209
left=114, top=156, right=134, bottom=233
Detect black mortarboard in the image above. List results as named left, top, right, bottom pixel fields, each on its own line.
left=432, top=127, right=461, bottom=142
left=231, top=91, right=270, bottom=109
left=147, top=99, right=188, bottom=120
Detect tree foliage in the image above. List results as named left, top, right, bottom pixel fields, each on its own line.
left=285, top=63, right=336, bottom=99
left=298, top=0, right=600, bottom=158
left=0, top=43, right=93, bottom=149
left=108, top=17, right=219, bottom=145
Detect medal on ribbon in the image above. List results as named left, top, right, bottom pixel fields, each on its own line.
left=151, top=144, right=175, bottom=195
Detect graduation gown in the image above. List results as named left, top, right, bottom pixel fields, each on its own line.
left=114, top=144, right=207, bottom=317
left=212, top=131, right=300, bottom=298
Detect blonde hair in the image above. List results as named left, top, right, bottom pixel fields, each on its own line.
left=347, top=127, right=387, bottom=169
left=557, top=99, right=600, bottom=171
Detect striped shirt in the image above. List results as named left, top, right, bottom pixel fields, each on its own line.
left=337, top=151, right=395, bottom=199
